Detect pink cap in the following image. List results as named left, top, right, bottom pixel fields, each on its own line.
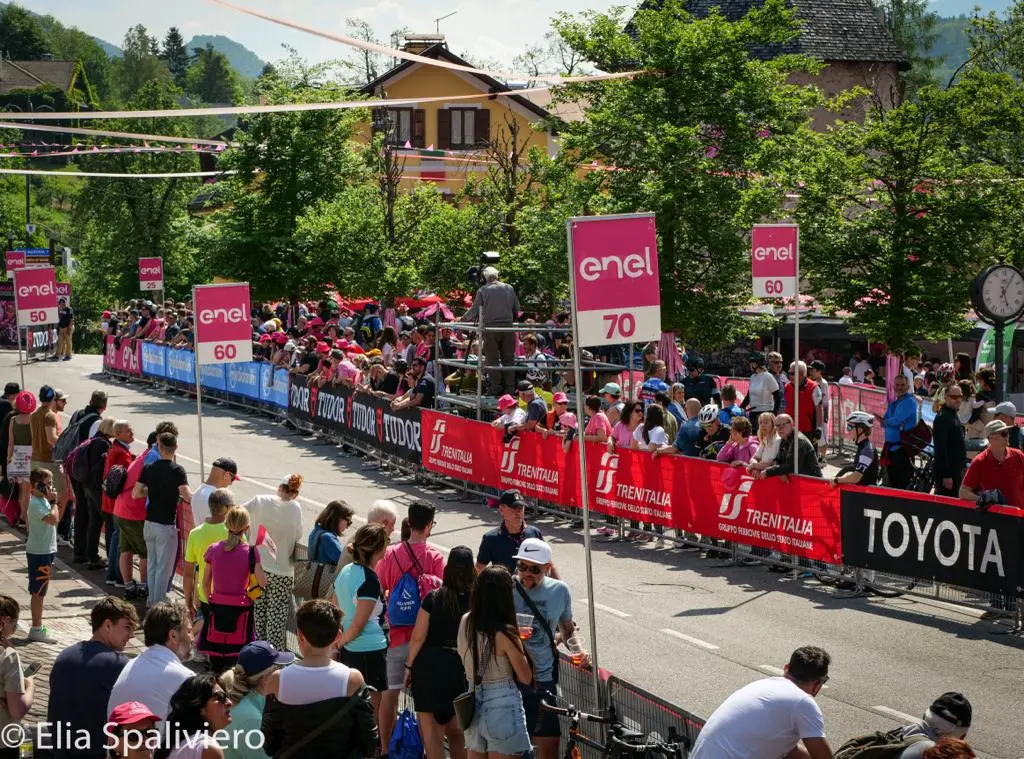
left=552, top=392, right=569, bottom=404
left=721, top=466, right=741, bottom=492
left=559, top=412, right=577, bottom=429
left=258, top=334, right=272, bottom=343
left=108, top=701, right=160, bottom=727
left=497, top=394, right=517, bottom=410
left=315, top=341, right=330, bottom=354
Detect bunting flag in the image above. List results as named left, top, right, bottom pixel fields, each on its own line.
left=0, top=121, right=231, bottom=146
left=0, top=168, right=233, bottom=179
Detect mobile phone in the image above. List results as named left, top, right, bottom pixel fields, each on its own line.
left=34, top=481, right=47, bottom=494
left=22, top=662, right=41, bottom=678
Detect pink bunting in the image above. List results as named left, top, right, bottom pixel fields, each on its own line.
left=403, top=140, right=412, bottom=149
left=427, top=144, right=433, bottom=151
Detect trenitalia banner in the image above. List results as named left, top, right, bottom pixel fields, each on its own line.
left=421, top=410, right=843, bottom=563
left=103, top=336, right=142, bottom=376
left=287, top=373, right=423, bottom=464
left=840, top=489, right=1022, bottom=593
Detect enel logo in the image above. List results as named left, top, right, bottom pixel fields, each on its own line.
left=752, top=245, right=794, bottom=262
left=578, top=247, right=654, bottom=282
left=18, top=283, right=54, bottom=298
left=199, top=303, right=249, bottom=325
left=140, top=266, right=161, bottom=275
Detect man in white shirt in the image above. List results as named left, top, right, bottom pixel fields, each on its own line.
left=901, top=348, right=921, bottom=387
left=691, top=646, right=832, bottom=759
left=107, top=602, right=194, bottom=721
left=190, top=457, right=239, bottom=525
left=838, top=367, right=855, bottom=385
left=852, top=352, right=872, bottom=383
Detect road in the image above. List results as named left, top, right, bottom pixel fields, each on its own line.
left=12, top=352, right=1022, bottom=759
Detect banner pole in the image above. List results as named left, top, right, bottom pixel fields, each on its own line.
left=12, top=271, right=23, bottom=389
left=192, top=286, right=206, bottom=478
left=566, top=219, right=602, bottom=707
left=793, top=231, right=800, bottom=478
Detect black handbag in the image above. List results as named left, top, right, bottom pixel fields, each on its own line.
left=453, top=635, right=488, bottom=731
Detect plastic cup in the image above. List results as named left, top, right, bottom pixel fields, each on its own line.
left=517, top=613, right=534, bottom=640
left=565, top=634, right=584, bottom=665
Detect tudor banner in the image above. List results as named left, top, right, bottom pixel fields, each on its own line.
left=421, top=410, right=842, bottom=562
left=841, top=489, right=1023, bottom=594
left=288, top=373, right=422, bottom=464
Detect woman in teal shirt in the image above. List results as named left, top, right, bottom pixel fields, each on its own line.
left=334, top=522, right=391, bottom=730
left=219, top=641, right=295, bottom=759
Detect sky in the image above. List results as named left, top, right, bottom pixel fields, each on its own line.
left=24, top=0, right=627, bottom=68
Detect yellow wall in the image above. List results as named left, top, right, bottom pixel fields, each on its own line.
left=361, top=62, right=554, bottom=195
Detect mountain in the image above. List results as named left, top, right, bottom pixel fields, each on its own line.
left=184, top=35, right=265, bottom=78
left=930, top=0, right=1009, bottom=16
left=95, top=38, right=122, bottom=58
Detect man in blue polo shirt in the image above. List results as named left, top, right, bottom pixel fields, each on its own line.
left=476, top=490, right=559, bottom=578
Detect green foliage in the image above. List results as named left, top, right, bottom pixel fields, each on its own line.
left=185, top=43, right=243, bottom=105
left=551, top=0, right=822, bottom=348
left=162, top=27, right=190, bottom=88
left=113, top=25, right=173, bottom=102
left=35, top=14, right=112, bottom=102
left=0, top=3, right=49, bottom=59
left=185, top=35, right=266, bottom=79
left=872, top=0, right=941, bottom=93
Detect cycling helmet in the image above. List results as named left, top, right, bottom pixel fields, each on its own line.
left=697, top=404, right=720, bottom=427
left=846, top=410, right=874, bottom=429
left=14, top=391, right=35, bottom=415
left=937, top=362, right=955, bottom=383
left=748, top=352, right=766, bottom=368
left=688, top=356, right=705, bottom=370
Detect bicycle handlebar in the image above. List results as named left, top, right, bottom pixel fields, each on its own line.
left=608, top=733, right=685, bottom=757
left=540, top=701, right=615, bottom=724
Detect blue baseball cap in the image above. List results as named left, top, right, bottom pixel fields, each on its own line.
left=238, top=641, right=294, bottom=674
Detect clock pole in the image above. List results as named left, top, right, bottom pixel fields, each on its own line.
left=995, top=320, right=1006, bottom=403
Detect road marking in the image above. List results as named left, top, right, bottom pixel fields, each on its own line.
left=659, top=629, right=719, bottom=650
left=873, top=706, right=917, bottom=723
left=580, top=599, right=631, bottom=618
left=758, top=665, right=784, bottom=676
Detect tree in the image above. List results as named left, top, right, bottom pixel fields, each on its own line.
left=185, top=44, right=242, bottom=104
left=872, top=0, right=940, bottom=94
left=550, top=0, right=822, bottom=348
left=162, top=27, right=190, bottom=88
left=114, top=25, right=172, bottom=101
left=793, top=83, right=1016, bottom=349
left=198, top=67, right=368, bottom=303
left=0, top=4, right=50, bottom=60
left=35, top=15, right=110, bottom=102
left=344, top=18, right=383, bottom=85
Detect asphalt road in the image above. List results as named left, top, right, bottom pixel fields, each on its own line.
left=11, top=352, right=1022, bottom=759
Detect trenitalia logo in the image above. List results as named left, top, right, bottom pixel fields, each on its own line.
left=428, top=419, right=446, bottom=455
left=719, top=477, right=755, bottom=521
left=500, top=436, right=520, bottom=474
left=578, top=247, right=655, bottom=282
left=595, top=452, right=618, bottom=495
left=198, top=303, right=249, bottom=325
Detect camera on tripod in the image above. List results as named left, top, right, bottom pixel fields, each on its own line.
left=466, top=251, right=501, bottom=289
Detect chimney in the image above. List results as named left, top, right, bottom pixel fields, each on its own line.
left=402, top=34, right=446, bottom=55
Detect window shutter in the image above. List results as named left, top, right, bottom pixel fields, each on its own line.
left=413, top=109, right=426, bottom=148
left=474, top=108, right=491, bottom=147
left=372, top=107, right=385, bottom=136
left=437, top=109, right=451, bottom=150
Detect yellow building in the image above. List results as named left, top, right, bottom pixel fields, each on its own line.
left=360, top=37, right=561, bottom=195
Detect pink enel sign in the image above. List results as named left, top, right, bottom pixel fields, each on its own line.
left=139, top=257, right=163, bottom=291
left=193, top=282, right=253, bottom=365
left=751, top=224, right=799, bottom=298
left=568, top=213, right=661, bottom=347
left=56, top=282, right=71, bottom=300
left=14, top=266, right=58, bottom=327
left=5, top=251, right=25, bottom=278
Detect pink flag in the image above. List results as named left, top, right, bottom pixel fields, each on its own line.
left=427, top=144, right=433, bottom=151
left=403, top=140, right=412, bottom=149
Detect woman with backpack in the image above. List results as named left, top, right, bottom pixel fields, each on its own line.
left=4, top=391, right=35, bottom=526
left=201, top=506, right=267, bottom=673
left=101, top=421, right=135, bottom=588
left=404, top=546, right=475, bottom=759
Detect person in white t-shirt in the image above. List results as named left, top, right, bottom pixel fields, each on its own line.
left=691, top=646, right=832, bottom=759
left=852, top=353, right=872, bottom=383
left=742, top=353, right=780, bottom=427
left=838, top=367, right=855, bottom=385
left=189, top=457, right=239, bottom=525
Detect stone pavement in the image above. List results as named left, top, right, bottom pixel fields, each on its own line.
left=0, top=526, right=145, bottom=728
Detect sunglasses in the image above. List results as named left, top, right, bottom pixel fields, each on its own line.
left=209, top=692, right=229, bottom=704
left=517, top=562, right=544, bottom=575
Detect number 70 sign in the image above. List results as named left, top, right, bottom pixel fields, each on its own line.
left=567, top=213, right=662, bottom=348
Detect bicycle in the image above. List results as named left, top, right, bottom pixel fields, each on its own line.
left=541, top=701, right=688, bottom=759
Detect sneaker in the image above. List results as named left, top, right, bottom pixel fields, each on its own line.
left=87, top=561, right=106, bottom=571
left=105, top=578, right=117, bottom=586
left=596, top=526, right=616, bottom=536
left=113, top=579, right=126, bottom=589
left=28, top=626, right=58, bottom=643
left=57, top=536, right=72, bottom=547
left=62, top=356, right=72, bottom=361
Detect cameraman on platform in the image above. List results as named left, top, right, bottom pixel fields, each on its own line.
left=462, top=265, right=520, bottom=396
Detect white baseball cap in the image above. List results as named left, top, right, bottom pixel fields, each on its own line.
left=513, top=538, right=552, bottom=565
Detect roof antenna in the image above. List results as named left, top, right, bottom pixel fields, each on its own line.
left=434, top=11, right=457, bottom=34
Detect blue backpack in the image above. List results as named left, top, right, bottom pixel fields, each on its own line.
left=386, top=543, right=441, bottom=628
left=389, top=708, right=424, bottom=759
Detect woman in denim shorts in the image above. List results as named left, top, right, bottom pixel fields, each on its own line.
left=458, top=566, right=534, bottom=759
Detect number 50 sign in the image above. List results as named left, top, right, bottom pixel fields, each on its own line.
left=14, top=266, right=57, bottom=327
left=567, top=213, right=662, bottom=348
left=193, top=283, right=253, bottom=365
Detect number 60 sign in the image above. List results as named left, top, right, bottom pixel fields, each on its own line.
left=567, top=213, right=662, bottom=348
left=193, top=282, right=253, bottom=365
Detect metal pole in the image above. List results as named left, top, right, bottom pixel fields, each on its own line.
left=995, top=320, right=1005, bottom=403
left=627, top=343, right=634, bottom=399
left=565, top=219, right=602, bottom=706
left=192, top=286, right=206, bottom=477
left=13, top=270, right=24, bottom=388
left=947, top=337, right=954, bottom=363
left=475, top=323, right=483, bottom=421
left=793, top=239, right=800, bottom=477
left=24, top=176, right=30, bottom=246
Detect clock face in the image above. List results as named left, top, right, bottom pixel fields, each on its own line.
left=980, top=265, right=1024, bottom=320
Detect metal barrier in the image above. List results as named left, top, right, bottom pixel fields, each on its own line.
left=608, top=675, right=704, bottom=756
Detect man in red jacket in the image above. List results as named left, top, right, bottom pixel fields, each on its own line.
left=784, top=361, right=823, bottom=449
left=103, top=421, right=136, bottom=590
